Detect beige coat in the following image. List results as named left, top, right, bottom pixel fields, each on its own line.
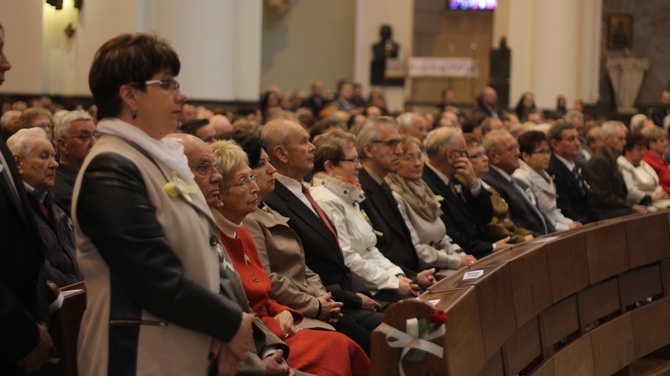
left=74, top=136, right=234, bottom=375
left=244, top=205, right=334, bottom=330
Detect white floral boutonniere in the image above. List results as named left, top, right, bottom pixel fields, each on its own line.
left=163, top=171, right=197, bottom=203
left=361, top=209, right=384, bottom=237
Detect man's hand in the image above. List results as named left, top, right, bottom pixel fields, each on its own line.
left=274, top=311, right=299, bottom=339
left=17, top=323, right=53, bottom=374
left=568, top=221, right=582, bottom=229
left=459, top=254, right=477, bottom=268
left=453, top=156, right=478, bottom=187
left=263, top=349, right=293, bottom=376
left=494, top=236, right=512, bottom=251
left=209, top=340, right=239, bottom=376
left=225, top=312, right=254, bottom=360
left=524, top=234, right=534, bottom=241
left=356, top=293, right=382, bottom=312
left=317, top=293, right=343, bottom=323
left=417, top=268, right=436, bottom=290
left=396, top=276, right=419, bottom=297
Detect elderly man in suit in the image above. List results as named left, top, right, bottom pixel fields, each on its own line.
left=52, top=110, right=97, bottom=217
left=261, top=119, right=387, bottom=332
left=169, top=133, right=300, bottom=375
left=356, top=116, right=435, bottom=289
left=7, top=128, right=83, bottom=287
left=482, top=130, right=555, bottom=236
left=423, top=127, right=509, bottom=258
left=583, top=121, right=647, bottom=219
left=546, top=122, right=600, bottom=224
left=0, top=22, right=54, bottom=376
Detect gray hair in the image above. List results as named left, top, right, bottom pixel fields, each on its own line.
left=600, top=121, right=626, bottom=139
left=629, top=114, right=648, bottom=134
left=482, top=129, right=512, bottom=154
left=424, top=127, right=462, bottom=159
left=55, top=110, right=94, bottom=139
left=564, top=110, right=583, bottom=126
left=6, top=127, right=48, bottom=159
left=396, top=112, right=422, bottom=133
left=356, top=116, right=397, bottom=160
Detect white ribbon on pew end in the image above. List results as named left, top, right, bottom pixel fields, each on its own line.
left=378, top=318, right=446, bottom=376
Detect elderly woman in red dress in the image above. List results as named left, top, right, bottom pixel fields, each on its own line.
left=208, top=139, right=370, bottom=376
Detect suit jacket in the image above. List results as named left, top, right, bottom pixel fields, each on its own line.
left=53, top=162, right=78, bottom=217
left=0, top=138, right=49, bottom=375
left=482, top=167, right=555, bottom=236
left=263, top=180, right=363, bottom=309
left=583, top=148, right=635, bottom=219
left=26, top=191, right=82, bottom=287
left=547, top=154, right=599, bottom=224
left=358, top=168, right=419, bottom=278
left=422, top=167, right=495, bottom=258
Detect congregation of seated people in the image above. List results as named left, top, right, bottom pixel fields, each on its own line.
left=5, top=37, right=670, bottom=375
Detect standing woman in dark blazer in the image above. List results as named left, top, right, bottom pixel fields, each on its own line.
left=73, top=33, right=253, bottom=375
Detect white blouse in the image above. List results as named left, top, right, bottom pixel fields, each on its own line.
left=310, top=174, right=403, bottom=292
left=513, top=160, right=575, bottom=231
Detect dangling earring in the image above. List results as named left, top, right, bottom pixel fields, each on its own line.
left=132, top=111, right=137, bottom=120
left=216, top=200, right=224, bottom=208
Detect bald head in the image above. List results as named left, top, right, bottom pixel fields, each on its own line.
left=209, top=115, right=232, bottom=139
left=262, top=119, right=315, bottom=180
left=166, top=133, right=222, bottom=206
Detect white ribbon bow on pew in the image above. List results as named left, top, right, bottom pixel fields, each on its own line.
left=378, top=317, right=446, bottom=376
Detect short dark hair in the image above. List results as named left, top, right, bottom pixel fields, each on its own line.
left=89, top=33, right=181, bottom=120
left=179, top=119, right=209, bottom=135
left=518, top=130, right=548, bottom=156
left=548, top=122, right=575, bottom=145
left=624, top=132, right=645, bottom=152
left=232, top=134, right=266, bottom=169
left=313, top=131, right=356, bottom=173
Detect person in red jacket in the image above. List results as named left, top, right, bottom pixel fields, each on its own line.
left=642, top=126, right=670, bottom=194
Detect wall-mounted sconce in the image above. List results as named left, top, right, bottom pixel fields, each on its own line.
left=65, top=22, right=76, bottom=38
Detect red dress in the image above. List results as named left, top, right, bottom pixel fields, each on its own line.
left=643, top=150, right=670, bottom=194
left=219, top=226, right=370, bottom=376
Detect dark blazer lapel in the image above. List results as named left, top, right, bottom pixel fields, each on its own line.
left=422, top=167, right=469, bottom=220
left=551, top=156, right=582, bottom=197
left=359, top=169, right=406, bottom=237
left=274, top=181, right=343, bottom=261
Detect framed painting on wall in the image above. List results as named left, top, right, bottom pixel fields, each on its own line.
left=608, top=14, right=633, bottom=50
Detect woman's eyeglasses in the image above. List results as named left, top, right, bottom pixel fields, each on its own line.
left=222, top=174, right=258, bottom=189
left=130, top=79, right=180, bottom=91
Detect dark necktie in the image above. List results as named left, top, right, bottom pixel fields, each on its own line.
left=448, top=179, right=465, bottom=202
left=38, top=200, right=53, bottom=226
left=572, top=166, right=586, bottom=196
left=301, top=185, right=341, bottom=250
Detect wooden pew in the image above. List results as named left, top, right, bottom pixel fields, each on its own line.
left=371, top=211, right=670, bottom=376
left=36, top=281, right=86, bottom=376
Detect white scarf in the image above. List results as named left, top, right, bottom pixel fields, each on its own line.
left=96, top=117, right=195, bottom=185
